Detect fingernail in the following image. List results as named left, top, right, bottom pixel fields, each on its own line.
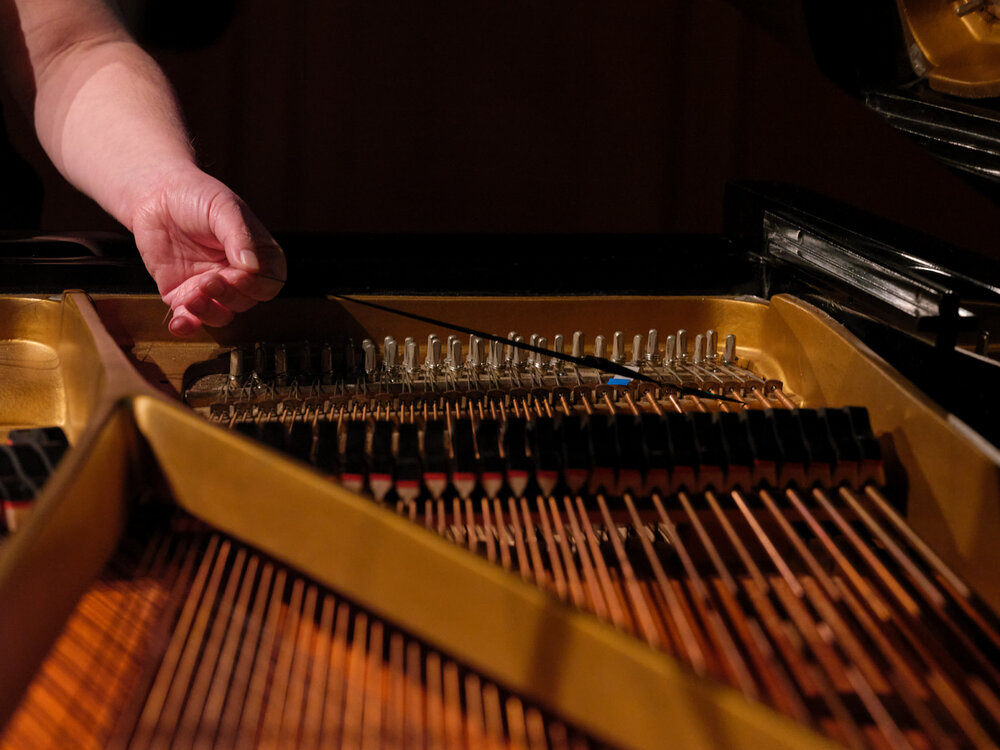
left=203, top=277, right=226, bottom=297
left=239, top=250, right=260, bottom=271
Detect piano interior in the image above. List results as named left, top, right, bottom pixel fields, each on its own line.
left=0, top=288, right=998, bottom=750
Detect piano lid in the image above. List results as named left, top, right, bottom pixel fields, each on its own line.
left=728, top=0, right=1000, bottom=206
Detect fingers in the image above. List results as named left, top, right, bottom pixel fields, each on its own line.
left=162, top=240, right=283, bottom=339
left=145, top=174, right=288, bottom=339
left=199, top=274, right=258, bottom=312
left=222, top=265, right=285, bottom=303
left=167, top=306, right=202, bottom=338
left=172, top=273, right=255, bottom=331
left=211, top=194, right=287, bottom=296
left=183, top=292, right=235, bottom=328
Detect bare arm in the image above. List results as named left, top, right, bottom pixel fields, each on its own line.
left=0, top=0, right=285, bottom=336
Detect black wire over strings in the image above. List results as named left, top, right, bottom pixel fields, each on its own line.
left=327, top=292, right=743, bottom=404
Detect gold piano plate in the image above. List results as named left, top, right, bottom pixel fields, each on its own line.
left=897, top=0, right=1000, bottom=97
left=0, top=291, right=997, bottom=750
left=0, top=297, right=84, bottom=440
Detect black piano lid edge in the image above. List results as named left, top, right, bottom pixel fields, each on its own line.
left=0, top=230, right=759, bottom=297
left=724, top=180, right=1000, bottom=295
left=726, top=181, right=1000, bottom=342
left=726, top=180, right=1000, bottom=449
left=805, top=292, right=1000, bottom=449
left=274, top=231, right=758, bottom=298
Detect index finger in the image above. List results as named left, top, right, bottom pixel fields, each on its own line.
left=219, top=265, right=285, bottom=303
left=210, top=192, right=287, bottom=289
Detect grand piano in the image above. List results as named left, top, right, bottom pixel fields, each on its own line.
left=0, top=2, right=999, bottom=749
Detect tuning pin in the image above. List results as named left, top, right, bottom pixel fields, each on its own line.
left=594, top=335, right=607, bottom=360
left=611, top=332, right=626, bottom=363
left=572, top=331, right=585, bottom=359
left=403, top=337, right=418, bottom=372
left=320, top=342, right=334, bottom=382
left=665, top=334, right=676, bottom=362
left=646, top=329, right=659, bottom=361
left=551, top=334, right=564, bottom=369
left=692, top=334, right=704, bottom=364
left=448, top=336, right=462, bottom=370
left=535, top=334, right=547, bottom=366
left=511, top=335, right=526, bottom=367
left=228, top=347, right=243, bottom=387
left=254, top=341, right=266, bottom=374
left=705, top=330, right=718, bottom=361
left=428, top=336, right=442, bottom=368
left=535, top=337, right=548, bottom=368
left=384, top=337, right=398, bottom=369
left=469, top=336, right=483, bottom=368
left=723, top=334, right=736, bottom=364
left=630, top=334, right=644, bottom=365
left=504, top=331, right=518, bottom=364
left=298, top=341, right=313, bottom=376
left=362, top=339, right=377, bottom=375
left=426, top=334, right=438, bottom=367
left=274, top=344, right=289, bottom=385
left=676, top=329, right=688, bottom=359
left=344, top=338, right=357, bottom=373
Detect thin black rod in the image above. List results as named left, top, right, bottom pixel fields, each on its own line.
left=328, top=292, right=742, bottom=403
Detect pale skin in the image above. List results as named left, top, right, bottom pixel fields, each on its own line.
left=0, top=0, right=285, bottom=336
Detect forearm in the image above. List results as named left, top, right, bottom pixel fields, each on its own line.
left=2, top=0, right=197, bottom=230
left=33, top=38, right=197, bottom=230
left=0, top=0, right=285, bottom=337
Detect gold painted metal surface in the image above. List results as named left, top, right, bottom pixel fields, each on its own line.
left=897, top=0, right=1000, bottom=97
left=132, top=394, right=839, bottom=750
left=0, top=404, right=133, bottom=726
left=764, top=295, right=1000, bottom=611
left=92, top=294, right=789, bottom=397
left=0, top=292, right=160, bottom=727
left=95, top=291, right=1000, bottom=611
left=0, top=298, right=66, bottom=435
left=0, top=340, right=63, bottom=433
left=0, top=293, right=130, bottom=442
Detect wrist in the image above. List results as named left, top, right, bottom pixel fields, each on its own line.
left=116, top=157, right=203, bottom=232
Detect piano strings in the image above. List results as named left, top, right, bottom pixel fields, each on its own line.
left=5, top=315, right=1000, bottom=750
left=0, top=510, right=598, bottom=750
left=182, top=326, right=1000, bottom=750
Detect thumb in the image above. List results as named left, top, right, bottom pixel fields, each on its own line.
left=210, top=193, right=286, bottom=282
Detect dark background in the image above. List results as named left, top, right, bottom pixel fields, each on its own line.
left=6, top=0, right=1000, bottom=260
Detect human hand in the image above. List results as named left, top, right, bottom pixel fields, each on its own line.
left=129, top=164, right=286, bottom=337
